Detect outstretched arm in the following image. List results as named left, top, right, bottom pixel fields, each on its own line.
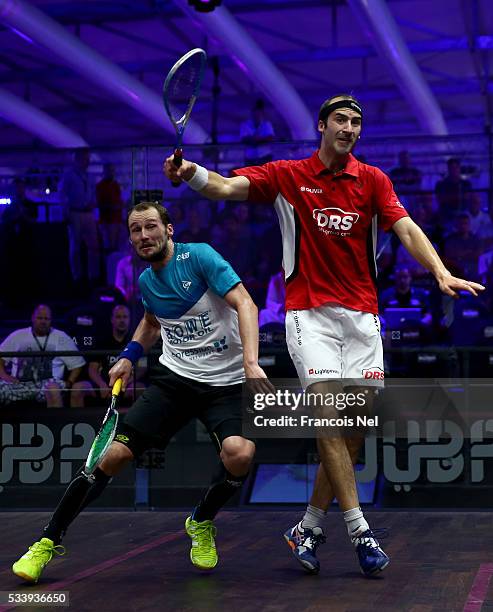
left=392, top=216, right=485, bottom=298
left=163, top=156, right=250, bottom=201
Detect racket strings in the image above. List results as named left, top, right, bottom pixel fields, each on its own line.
left=167, top=54, right=204, bottom=124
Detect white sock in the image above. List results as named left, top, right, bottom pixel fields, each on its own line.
left=300, top=504, right=326, bottom=530
left=343, top=507, right=369, bottom=542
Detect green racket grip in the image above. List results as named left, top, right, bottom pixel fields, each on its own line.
left=171, top=148, right=183, bottom=188
left=112, top=378, right=122, bottom=397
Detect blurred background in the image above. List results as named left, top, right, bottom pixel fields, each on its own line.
left=1, top=0, right=493, bottom=512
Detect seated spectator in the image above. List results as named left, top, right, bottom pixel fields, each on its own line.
left=443, top=213, right=480, bottom=281
left=468, top=192, right=489, bottom=236
left=240, top=99, right=275, bottom=166
left=395, top=242, right=432, bottom=281
left=259, top=270, right=286, bottom=327
left=88, top=304, right=146, bottom=404
left=435, top=158, right=472, bottom=225
left=380, top=265, right=432, bottom=327
left=0, top=304, right=86, bottom=408
left=476, top=205, right=493, bottom=252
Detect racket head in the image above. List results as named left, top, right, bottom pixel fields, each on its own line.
left=162, top=48, right=207, bottom=143
left=84, top=408, right=118, bottom=475
left=83, top=378, right=122, bottom=475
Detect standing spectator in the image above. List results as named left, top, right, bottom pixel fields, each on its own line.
left=88, top=305, right=146, bottom=403
left=444, top=213, right=480, bottom=280
left=0, top=304, right=86, bottom=408
left=60, top=148, right=101, bottom=287
left=96, top=162, right=125, bottom=255
left=240, top=99, right=275, bottom=166
left=114, top=248, right=148, bottom=304
left=0, top=177, right=38, bottom=303
left=435, top=158, right=472, bottom=222
left=389, top=150, right=422, bottom=207
left=258, top=270, right=286, bottom=327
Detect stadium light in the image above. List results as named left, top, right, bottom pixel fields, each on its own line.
left=188, top=0, right=222, bottom=13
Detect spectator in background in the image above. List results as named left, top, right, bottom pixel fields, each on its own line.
left=443, top=213, right=480, bottom=281
left=60, top=148, right=100, bottom=288
left=214, top=213, right=254, bottom=280
left=259, top=270, right=286, bottom=327
left=0, top=304, right=86, bottom=408
left=389, top=150, right=422, bottom=204
left=240, top=99, right=275, bottom=166
left=114, top=246, right=148, bottom=303
left=435, top=158, right=472, bottom=223
left=380, top=265, right=432, bottom=327
left=468, top=192, right=489, bottom=236
left=96, top=162, right=124, bottom=254
left=166, top=203, right=187, bottom=238
left=88, top=305, right=146, bottom=403
left=0, top=177, right=38, bottom=303
left=184, top=208, right=209, bottom=243
left=476, top=205, right=493, bottom=252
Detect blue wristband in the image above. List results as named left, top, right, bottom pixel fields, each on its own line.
left=118, top=341, right=144, bottom=365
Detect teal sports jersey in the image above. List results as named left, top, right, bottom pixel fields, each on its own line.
left=139, top=242, right=244, bottom=386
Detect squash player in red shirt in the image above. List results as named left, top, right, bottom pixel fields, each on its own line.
left=164, top=94, right=484, bottom=577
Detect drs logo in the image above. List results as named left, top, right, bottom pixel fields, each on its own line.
left=312, top=207, right=360, bottom=233
left=362, top=367, right=385, bottom=380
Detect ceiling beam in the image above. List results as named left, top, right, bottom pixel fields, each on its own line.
left=171, top=0, right=315, bottom=140
left=347, top=0, right=447, bottom=135
left=0, top=0, right=208, bottom=142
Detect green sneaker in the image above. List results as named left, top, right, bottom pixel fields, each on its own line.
left=12, top=538, right=65, bottom=583
left=185, top=516, right=218, bottom=570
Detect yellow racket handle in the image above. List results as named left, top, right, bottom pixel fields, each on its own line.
left=112, top=378, right=123, bottom=397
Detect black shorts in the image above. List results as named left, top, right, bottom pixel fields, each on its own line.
left=115, top=365, right=245, bottom=459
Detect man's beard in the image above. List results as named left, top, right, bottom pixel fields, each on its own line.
left=138, top=240, right=168, bottom=262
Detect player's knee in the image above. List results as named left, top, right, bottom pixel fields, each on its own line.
left=221, top=437, right=255, bottom=473
left=99, top=441, right=134, bottom=476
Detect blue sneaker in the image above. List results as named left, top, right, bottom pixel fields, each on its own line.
left=284, top=522, right=325, bottom=575
left=352, top=529, right=390, bottom=576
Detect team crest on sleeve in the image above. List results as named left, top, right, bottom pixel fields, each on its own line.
left=182, top=281, right=192, bottom=290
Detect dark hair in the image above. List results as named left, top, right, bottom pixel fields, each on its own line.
left=318, top=93, right=362, bottom=123
left=127, top=201, right=172, bottom=229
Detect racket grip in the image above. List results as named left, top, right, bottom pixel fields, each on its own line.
left=112, top=378, right=122, bottom=397
left=171, top=148, right=183, bottom=188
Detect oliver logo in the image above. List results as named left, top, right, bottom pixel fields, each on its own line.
left=313, top=207, right=360, bottom=233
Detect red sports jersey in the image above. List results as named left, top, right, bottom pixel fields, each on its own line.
left=232, top=151, right=408, bottom=314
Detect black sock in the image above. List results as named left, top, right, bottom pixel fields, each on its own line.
left=192, top=464, right=248, bottom=523
left=42, top=468, right=111, bottom=544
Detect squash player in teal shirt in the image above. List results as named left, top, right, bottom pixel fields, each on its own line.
left=12, top=201, right=271, bottom=583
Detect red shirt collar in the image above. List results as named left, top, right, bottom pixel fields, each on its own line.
left=309, top=150, right=360, bottom=178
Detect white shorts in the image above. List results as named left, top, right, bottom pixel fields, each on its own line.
left=285, top=304, right=384, bottom=389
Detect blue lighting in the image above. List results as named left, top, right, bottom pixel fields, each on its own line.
left=0, top=197, right=12, bottom=206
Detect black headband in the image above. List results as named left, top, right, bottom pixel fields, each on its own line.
left=319, top=99, right=363, bottom=122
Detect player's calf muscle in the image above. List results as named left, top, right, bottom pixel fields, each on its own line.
left=99, top=441, right=134, bottom=476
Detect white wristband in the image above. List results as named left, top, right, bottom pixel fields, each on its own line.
left=185, top=164, right=209, bottom=191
